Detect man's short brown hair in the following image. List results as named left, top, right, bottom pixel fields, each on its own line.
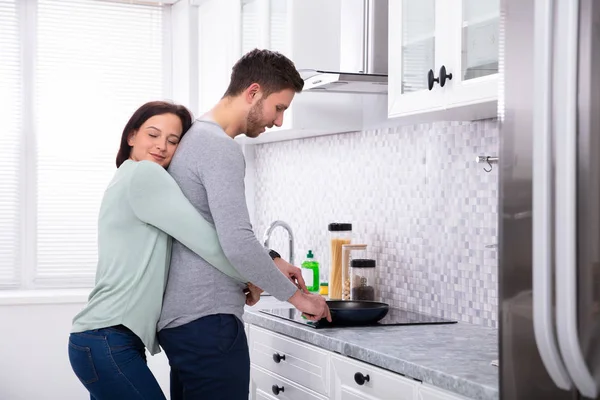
left=223, top=49, right=304, bottom=98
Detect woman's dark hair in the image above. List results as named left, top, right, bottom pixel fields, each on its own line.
left=115, top=101, right=193, bottom=168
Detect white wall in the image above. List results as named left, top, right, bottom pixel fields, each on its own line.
left=252, top=120, right=499, bottom=327
left=0, top=299, right=171, bottom=400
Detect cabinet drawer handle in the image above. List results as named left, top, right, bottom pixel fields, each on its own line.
left=272, top=384, right=285, bottom=395
left=272, top=353, right=286, bottom=363
left=354, top=372, right=370, bottom=385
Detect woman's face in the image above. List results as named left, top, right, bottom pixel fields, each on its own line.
left=127, top=113, right=183, bottom=168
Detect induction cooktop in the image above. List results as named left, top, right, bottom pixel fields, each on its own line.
left=259, top=306, right=457, bottom=329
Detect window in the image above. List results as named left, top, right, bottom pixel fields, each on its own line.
left=0, top=0, right=21, bottom=288
left=0, top=0, right=170, bottom=289
left=241, top=0, right=260, bottom=55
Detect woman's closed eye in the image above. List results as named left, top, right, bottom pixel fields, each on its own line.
left=167, top=134, right=180, bottom=145
left=147, top=132, right=177, bottom=144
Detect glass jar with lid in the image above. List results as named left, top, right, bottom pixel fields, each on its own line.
left=328, top=223, right=352, bottom=299
left=349, top=259, right=377, bottom=301
left=341, top=244, right=367, bottom=300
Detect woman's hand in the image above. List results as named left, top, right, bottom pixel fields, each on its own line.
left=244, top=282, right=264, bottom=306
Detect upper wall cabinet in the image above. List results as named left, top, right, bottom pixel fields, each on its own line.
left=388, top=0, right=500, bottom=121
left=198, top=0, right=368, bottom=144
left=238, top=0, right=364, bottom=144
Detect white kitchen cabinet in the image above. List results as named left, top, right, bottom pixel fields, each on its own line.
left=251, top=365, right=328, bottom=400
left=249, top=325, right=329, bottom=396
left=418, top=385, right=470, bottom=400
left=388, top=0, right=499, bottom=121
left=237, top=0, right=366, bottom=144
left=388, top=0, right=446, bottom=117
left=247, top=324, right=474, bottom=400
left=329, top=353, right=420, bottom=400
left=197, top=0, right=366, bottom=144
left=444, top=0, right=499, bottom=113
left=238, top=0, right=345, bottom=71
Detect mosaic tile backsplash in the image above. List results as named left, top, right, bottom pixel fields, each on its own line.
left=253, top=119, right=499, bottom=328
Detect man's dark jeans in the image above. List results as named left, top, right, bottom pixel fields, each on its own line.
left=158, top=314, right=250, bottom=400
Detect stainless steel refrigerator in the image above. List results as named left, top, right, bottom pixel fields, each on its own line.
left=500, top=0, right=600, bottom=398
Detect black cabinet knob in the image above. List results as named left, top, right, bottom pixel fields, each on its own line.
left=354, top=372, right=370, bottom=385
left=272, top=384, right=285, bottom=395
left=439, top=65, right=453, bottom=87
left=427, top=65, right=453, bottom=90
left=272, top=353, right=286, bottom=363
left=427, top=69, right=439, bottom=90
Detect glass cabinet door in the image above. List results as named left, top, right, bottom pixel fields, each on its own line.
left=443, top=0, right=499, bottom=113
left=389, top=0, right=446, bottom=117
left=388, top=0, right=500, bottom=120
left=461, top=0, right=499, bottom=81
left=401, top=0, right=436, bottom=94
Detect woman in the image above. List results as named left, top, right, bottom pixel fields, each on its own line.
left=68, top=101, right=260, bottom=400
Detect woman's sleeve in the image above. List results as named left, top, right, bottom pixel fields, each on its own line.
left=126, top=161, right=248, bottom=283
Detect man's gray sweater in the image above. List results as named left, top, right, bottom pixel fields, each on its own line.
left=157, top=120, right=297, bottom=330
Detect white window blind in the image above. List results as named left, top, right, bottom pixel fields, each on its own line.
left=242, top=0, right=260, bottom=55
left=241, top=0, right=289, bottom=58
left=0, top=0, right=21, bottom=288
left=34, top=0, right=165, bottom=286
left=269, top=0, right=289, bottom=58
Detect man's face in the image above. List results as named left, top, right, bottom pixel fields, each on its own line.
left=245, top=88, right=295, bottom=138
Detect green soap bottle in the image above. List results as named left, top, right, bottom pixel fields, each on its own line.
left=301, top=250, right=320, bottom=293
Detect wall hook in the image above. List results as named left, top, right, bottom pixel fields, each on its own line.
left=484, top=159, right=493, bottom=173
left=476, top=155, right=499, bottom=173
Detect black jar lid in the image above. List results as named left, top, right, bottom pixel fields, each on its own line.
left=328, top=223, right=352, bottom=231
left=350, top=259, right=376, bottom=268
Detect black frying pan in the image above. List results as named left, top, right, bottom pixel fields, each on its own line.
left=324, top=300, right=389, bottom=326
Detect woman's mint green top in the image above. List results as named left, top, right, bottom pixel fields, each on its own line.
left=71, top=159, right=246, bottom=355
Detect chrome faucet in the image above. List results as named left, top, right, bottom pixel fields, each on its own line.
left=263, top=220, right=295, bottom=265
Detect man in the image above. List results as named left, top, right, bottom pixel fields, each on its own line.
left=157, top=49, right=331, bottom=399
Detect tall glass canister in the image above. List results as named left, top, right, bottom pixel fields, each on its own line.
left=328, top=223, right=352, bottom=299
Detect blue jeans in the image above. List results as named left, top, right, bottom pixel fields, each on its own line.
left=158, top=314, right=250, bottom=400
left=68, top=326, right=166, bottom=400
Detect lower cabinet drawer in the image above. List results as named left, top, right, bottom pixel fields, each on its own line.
left=330, top=353, right=420, bottom=400
left=418, top=384, right=471, bottom=400
left=249, top=326, right=329, bottom=395
left=251, top=365, right=327, bottom=400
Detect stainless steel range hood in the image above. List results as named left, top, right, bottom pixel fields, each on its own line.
left=300, top=70, right=387, bottom=95
left=301, top=0, right=388, bottom=95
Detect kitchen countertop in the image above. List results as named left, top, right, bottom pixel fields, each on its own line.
left=244, top=297, right=499, bottom=400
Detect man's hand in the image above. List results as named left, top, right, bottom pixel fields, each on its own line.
left=244, top=283, right=263, bottom=306
left=273, top=257, right=309, bottom=293
left=288, top=290, right=332, bottom=322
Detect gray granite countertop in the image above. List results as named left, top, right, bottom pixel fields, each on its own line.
left=244, top=297, right=498, bottom=400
